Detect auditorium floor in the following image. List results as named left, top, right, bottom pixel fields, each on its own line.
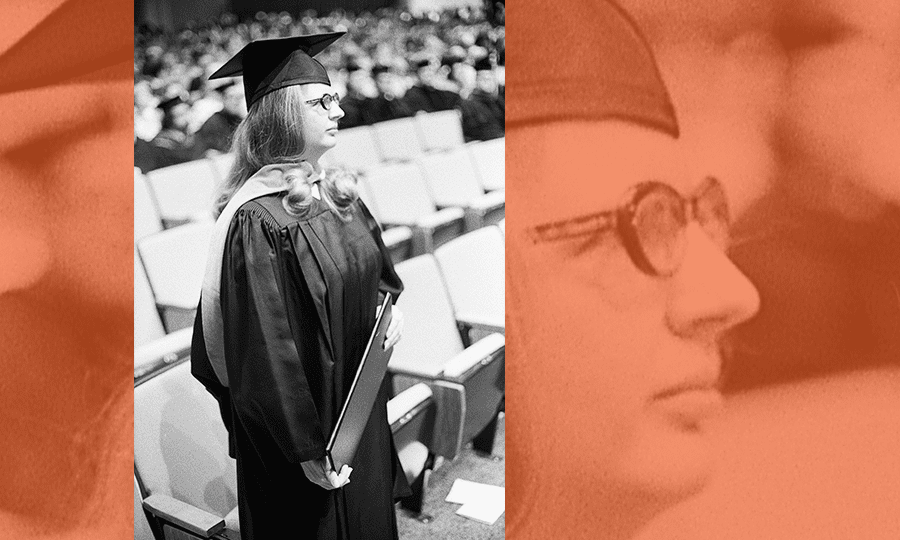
left=397, top=412, right=505, bottom=540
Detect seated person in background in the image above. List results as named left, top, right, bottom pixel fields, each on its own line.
left=404, top=57, right=461, bottom=114
left=459, top=56, right=504, bottom=141
left=196, top=81, right=246, bottom=155
left=505, top=1, right=760, bottom=538
left=146, top=93, right=203, bottom=171
left=364, top=63, right=415, bottom=124
left=337, top=61, right=374, bottom=129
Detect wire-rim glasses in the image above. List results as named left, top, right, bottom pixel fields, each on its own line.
left=305, top=93, right=341, bottom=111
left=528, top=177, right=731, bottom=277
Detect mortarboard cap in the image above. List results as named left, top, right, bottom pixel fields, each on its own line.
left=209, top=32, right=345, bottom=109
left=507, top=0, right=679, bottom=137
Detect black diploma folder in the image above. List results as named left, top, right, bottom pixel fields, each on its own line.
left=326, top=293, right=394, bottom=473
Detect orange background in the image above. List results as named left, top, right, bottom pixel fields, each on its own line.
left=0, top=0, right=133, bottom=537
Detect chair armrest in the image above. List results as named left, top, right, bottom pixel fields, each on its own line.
left=415, top=207, right=466, bottom=230
left=457, top=313, right=505, bottom=336
left=442, top=333, right=505, bottom=379
left=388, top=383, right=433, bottom=426
left=134, top=327, right=193, bottom=382
left=158, top=304, right=197, bottom=333
left=143, top=493, right=226, bottom=538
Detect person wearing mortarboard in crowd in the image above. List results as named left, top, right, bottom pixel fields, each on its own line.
left=145, top=92, right=203, bottom=171
left=403, top=57, right=462, bottom=114
left=196, top=81, right=247, bottom=155
left=505, top=1, right=759, bottom=539
left=458, top=55, right=504, bottom=142
left=336, top=61, right=373, bottom=129
left=190, top=31, right=408, bottom=540
left=363, top=63, right=416, bottom=125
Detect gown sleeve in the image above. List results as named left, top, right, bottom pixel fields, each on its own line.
left=357, top=199, right=404, bottom=303
left=220, top=205, right=328, bottom=464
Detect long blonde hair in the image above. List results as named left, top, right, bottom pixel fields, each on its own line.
left=213, top=85, right=358, bottom=220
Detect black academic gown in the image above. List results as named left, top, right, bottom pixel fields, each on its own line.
left=196, top=110, right=242, bottom=154
left=459, top=90, right=505, bottom=142
left=338, top=95, right=370, bottom=129
left=191, top=194, right=409, bottom=540
left=147, top=129, right=203, bottom=171
left=404, top=84, right=461, bottom=113
left=363, top=94, right=416, bottom=125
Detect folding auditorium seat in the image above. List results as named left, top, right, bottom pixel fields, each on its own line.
left=135, top=360, right=441, bottom=539
left=208, top=153, right=236, bottom=183
left=145, top=159, right=219, bottom=227
left=416, top=147, right=505, bottom=230
left=389, top=383, right=439, bottom=521
left=134, top=359, right=240, bottom=540
left=137, top=221, right=213, bottom=333
left=135, top=168, right=163, bottom=242
left=467, top=138, right=505, bottom=192
left=362, top=163, right=466, bottom=254
left=135, top=477, right=157, bottom=540
left=414, top=110, right=465, bottom=152
left=323, top=125, right=383, bottom=170
left=372, top=117, right=426, bottom=163
left=390, top=255, right=505, bottom=460
left=379, top=225, right=414, bottom=265
left=434, top=226, right=505, bottom=341
left=134, top=249, right=192, bottom=382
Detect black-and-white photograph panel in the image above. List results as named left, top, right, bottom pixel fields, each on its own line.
left=133, top=1, right=505, bottom=539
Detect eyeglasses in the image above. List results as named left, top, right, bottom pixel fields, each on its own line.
left=305, top=93, right=341, bottom=111
left=528, top=177, right=730, bottom=277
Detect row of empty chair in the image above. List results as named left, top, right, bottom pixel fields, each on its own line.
left=322, top=109, right=467, bottom=169
left=135, top=221, right=504, bottom=375
left=135, top=224, right=505, bottom=539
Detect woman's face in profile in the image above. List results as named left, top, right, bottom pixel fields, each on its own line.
left=507, top=121, right=760, bottom=504
left=295, top=82, right=344, bottom=156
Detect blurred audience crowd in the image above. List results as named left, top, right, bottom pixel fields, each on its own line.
left=134, top=7, right=504, bottom=173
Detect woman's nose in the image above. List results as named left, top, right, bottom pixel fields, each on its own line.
left=330, top=102, right=345, bottom=121
left=666, top=223, right=760, bottom=339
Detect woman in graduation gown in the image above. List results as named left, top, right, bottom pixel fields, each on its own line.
left=190, top=32, right=410, bottom=540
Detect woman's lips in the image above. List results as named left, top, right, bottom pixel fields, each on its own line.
left=652, top=387, right=724, bottom=429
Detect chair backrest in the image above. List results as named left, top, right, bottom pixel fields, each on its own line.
left=434, top=226, right=505, bottom=325
left=327, top=126, right=383, bottom=170
left=416, top=147, right=486, bottom=208
left=134, top=361, right=237, bottom=520
left=373, top=117, right=425, bottom=162
left=391, top=255, right=464, bottom=377
left=146, top=160, right=219, bottom=223
left=137, top=221, right=214, bottom=310
left=415, top=110, right=464, bottom=152
left=135, top=249, right=166, bottom=348
left=363, top=164, right=437, bottom=226
left=135, top=168, right=163, bottom=242
left=208, top=153, right=236, bottom=183
left=467, top=138, right=505, bottom=191
left=135, top=477, right=156, bottom=540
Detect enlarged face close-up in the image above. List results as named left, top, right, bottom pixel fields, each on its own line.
left=507, top=120, right=760, bottom=503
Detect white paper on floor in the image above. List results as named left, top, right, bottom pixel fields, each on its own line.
left=445, top=478, right=505, bottom=525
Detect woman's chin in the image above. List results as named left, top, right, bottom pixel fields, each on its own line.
left=612, top=419, right=720, bottom=504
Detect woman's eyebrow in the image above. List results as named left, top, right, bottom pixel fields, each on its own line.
left=0, top=83, right=109, bottom=153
